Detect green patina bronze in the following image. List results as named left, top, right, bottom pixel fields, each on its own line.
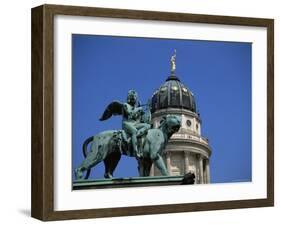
left=74, top=89, right=181, bottom=180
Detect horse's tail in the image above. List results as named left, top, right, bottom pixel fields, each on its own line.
left=83, top=136, right=94, bottom=157
left=82, top=136, right=94, bottom=179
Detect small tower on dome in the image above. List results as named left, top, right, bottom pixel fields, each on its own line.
left=150, top=50, right=212, bottom=184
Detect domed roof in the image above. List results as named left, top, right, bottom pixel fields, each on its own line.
left=151, top=74, right=197, bottom=113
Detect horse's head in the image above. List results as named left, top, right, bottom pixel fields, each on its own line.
left=160, top=115, right=181, bottom=137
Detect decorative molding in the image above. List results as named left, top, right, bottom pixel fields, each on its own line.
left=152, top=108, right=200, bottom=120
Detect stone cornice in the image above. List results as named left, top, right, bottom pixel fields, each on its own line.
left=152, top=108, right=200, bottom=121
left=166, top=139, right=212, bottom=157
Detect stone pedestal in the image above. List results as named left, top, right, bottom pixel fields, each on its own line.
left=73, top=174, right=195, bottom=190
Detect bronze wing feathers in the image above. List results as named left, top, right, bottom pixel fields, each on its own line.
left=99, top=101, right=123, bottom=121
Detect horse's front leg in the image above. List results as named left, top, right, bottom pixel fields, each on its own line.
left=143, top=158, right=152, bottom=176
left=104, top=152, right=121, bottom=178
left=137, top=158, right=145, bottom=177
left=153, top=154, right=169, bottom=176
left=149, top=142, right=169, bottom=176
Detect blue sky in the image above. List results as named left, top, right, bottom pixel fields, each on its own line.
left=72, top=34, right=252, bottom=183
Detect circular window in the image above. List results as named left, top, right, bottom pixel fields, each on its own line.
left=186, top=120, right=192, bottom=127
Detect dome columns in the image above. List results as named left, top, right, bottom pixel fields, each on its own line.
left=184, top=151, right=189, bottom=174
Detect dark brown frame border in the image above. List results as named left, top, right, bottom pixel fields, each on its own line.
left=31, top=4, right=274, bottom=221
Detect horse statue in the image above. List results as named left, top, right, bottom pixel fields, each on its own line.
left=74, top=114, right=181, bottom=180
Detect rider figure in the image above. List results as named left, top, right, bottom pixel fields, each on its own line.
left=122, top=90, right=151, bottom=157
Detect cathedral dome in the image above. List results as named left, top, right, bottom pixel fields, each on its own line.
left=151, top=50, right=197, bottom=114
left=151, top=74, right=197, bottom=113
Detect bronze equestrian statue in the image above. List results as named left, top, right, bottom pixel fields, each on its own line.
left=74, top=90, right=181, bottom=180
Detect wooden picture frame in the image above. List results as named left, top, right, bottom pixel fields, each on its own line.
left=31, top=4, right=274, bottom=221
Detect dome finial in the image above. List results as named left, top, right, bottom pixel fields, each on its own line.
left=170, top=49, right=176, bottom=75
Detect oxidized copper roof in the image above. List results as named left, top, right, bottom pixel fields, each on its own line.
left=151, top=74, right=196, bottom=113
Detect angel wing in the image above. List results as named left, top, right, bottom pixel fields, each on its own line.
left=99, top=101, right=123, bottom=121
